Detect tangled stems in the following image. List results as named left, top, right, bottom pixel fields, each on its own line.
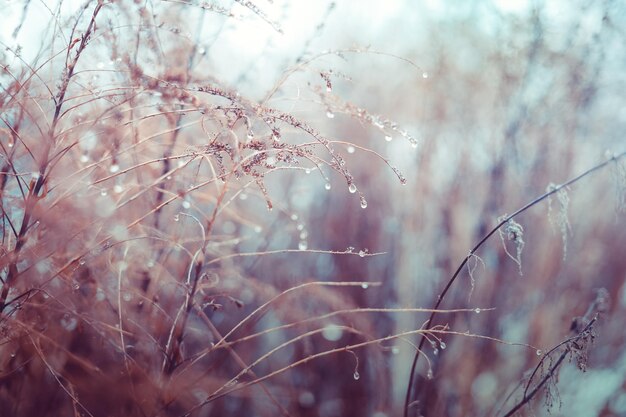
left=404, top=150, right=626, bottom=417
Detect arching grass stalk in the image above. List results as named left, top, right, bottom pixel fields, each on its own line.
left=404, top=150, right=626, bottom=417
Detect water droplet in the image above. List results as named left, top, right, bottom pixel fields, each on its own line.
left=61, top=314, right=78, bottom=331
left=426, top=369, right=433, bottom=380
left=198, top=47, right=206, bottom=55
left=123, top=292, right=132, bottom=302
left=182, top=200, right=191, bottom=209
left=361, top=283, right=369, bottom=289
left=80, top=154, right=89, bottom=163
left=347, top=146, right=355, bottom=154
left=93, top=89, right=102, bottom=98
left=297, top=223, right=305, bottom=231
left=239, top=193, right=248, bottom=200
left=422, top=72, right=429, bottom=79
left=411, top=140, right=418, bottom=149
left=353, top=371, right=360, bottom=380
left=348, top=184, right=357, bottom=194
left=112, top=185, right=123, bottom=194
left=226, top=379, right=238, bottom=387
left=109, top=164, right=120, bottom=173
left=536, top=349, right=543, bottom=356
left=73, top=282, right=80, bottom=290
left=291, top=214, right=298, bottom=221
left=299, top=230, right=308, bottom=239
left=391, top=346, right=400, bottom=355
left=305, top=168, right=311, bottom=174
left=254, top=225, right=262, bottom=233
left=246, top=131, right=254, bottom=140
left=322, top=324, right=343, bottom=341
left=433, top=348, right=439, bottom=355
left=173, top=214, right=180, bottom=222
left=474, top=308, right=481, bottom=314
left=79, top=258, right=86, bottom=265
left=326, top=111, right=335, bottom=119
left=8, top=142, right=14, bottom=148
left=10, top=352, right=16, bottom=358
left=298, top=241, right=308, bottom=250
left=384, top=135, right=392, bottom=142
left=97, top=61, right=105, bottom=69
left=440, top=342, right=446, bottom=350
left=358, top=250, right=366, bottom=258
left=346, top=246, right=355, bottom=253
left=96, top=288, right=106, bottom=301
left=360, top=199, right=368, bottom=209
left=324, top=183, right=331, bottom=190
left=100, top=189, right=108, bottom=196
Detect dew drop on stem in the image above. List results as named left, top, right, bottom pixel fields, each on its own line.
left=385, top=135, right=392, bottom=142
left=324, top=183, right=332, bottom=190
left=426, top=369, right=433, bottom=380
left=326, top=111, right=335, bottom=119
left=474, top=308, right=481, bottom=314
left=353, top=371, right=360, bottom=380
left=536, top=349, right=543, bottom=356
left=173, top=214, right=180, bottom=222
left=348, top=184, right=357, bottom=194
left=361, top=283, right=369, bottom=289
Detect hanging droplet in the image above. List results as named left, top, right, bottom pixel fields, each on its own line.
left=426, top=369, right=433, bottom=380
left=109, top=164, right=120, bottom=173
left=422, top=72, right=429, bottom=79
left=79, top=258, right=86, bottom=265
left=346, top=246, right=355, bottom=253
left=326, top=111, right=335, bottom=119
left=474, top=308, right=481, bottom=314
left=358, top=250, right=366, bottom=258
left=384, top=135, right=392, bottom=142
left=113, top=185, right=123, bottom=194
left=173, top=214, right=180, bottom=222
left=182, top=200, right=191, bottom=209
left=353, top=371, right=360, bottom=380
left=440, top=342, right=447, bottom=350
left=324, top=183, right=332, bottom=190
left=361, top=283, right=369, bottom=289
left=391, top=346, right=400, bottom=355
left=8, top=141, right=14, bottom=148
left=536, top=349, right=543, bottom=356
left=291, top=214, right=299, bottom=221
left=298, top=241, right=308, bottom=250
left=100, top=189, right=108, bottom=196
left=348, top=184, right=357, bottom=194
left=360, top=198, right=368, bottom=209
left=347, top=146, right=355, bottom=154
left=198, top=47, right=206, bottom=55
left=80, top=154, right=89, bottom=163
left=411, top=140, right=418, bottom=149
left=305, top=168, right=311, bottom=174
left=433, top=348, right=439, bottom=355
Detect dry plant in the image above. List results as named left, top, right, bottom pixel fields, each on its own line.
left=2, top=1, right=626, bottom=417
left=0, top=1, right=443, bottom=416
